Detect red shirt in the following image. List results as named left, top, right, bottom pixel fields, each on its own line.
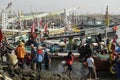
left=37, top=49, right=43, bottom=54
left=66, top=55, right=74, bottom=65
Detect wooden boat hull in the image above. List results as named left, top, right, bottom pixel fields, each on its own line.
left=94, top=57, right=110, bottom=72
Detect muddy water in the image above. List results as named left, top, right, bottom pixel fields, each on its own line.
left=48, top=60, right=117, bottom=80
left=49, top=60, right=87, bottom=77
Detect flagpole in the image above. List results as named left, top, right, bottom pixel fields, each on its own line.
left=105, top=23, right=109, bottom=39
left=18, top=10, right=22, bottom=36
left=105, top=6, right=109, bottom=40
left=104, top=6, right=109, bottom=47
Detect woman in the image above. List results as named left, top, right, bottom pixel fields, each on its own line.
left=64, top=51, right=74, bottom=76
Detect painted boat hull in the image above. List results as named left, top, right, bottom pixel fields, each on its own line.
left=94, top=57, right=110, bottom=71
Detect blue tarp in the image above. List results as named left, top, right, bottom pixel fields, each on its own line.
left=116, top=47, right=120, bottom=52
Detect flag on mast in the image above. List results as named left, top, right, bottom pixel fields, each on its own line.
left=40, top=18, right=43, bottom=28
left=6, top=2, right=12, bottom=14
left=105, top=6, right=109, bottom=27
left=64, top=9, right=68, bottom=24
left=105, top=6, right=110, bottom=39
left=31, top=22, right=36, bottom=33
left=6, top=2, right=12, bottom=9
left=44, top=22, right=49, bottom=32
left=0, top=29, right=3, bottom=42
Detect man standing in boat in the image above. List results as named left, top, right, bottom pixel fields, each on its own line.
left=112, top=34, right=118, bottom=46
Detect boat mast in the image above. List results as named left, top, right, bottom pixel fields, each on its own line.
left=1, top=9, right=8, bottom=30
left=105, top=6, right=109, bottom=39
left=18, top=10, right=23, bottom=36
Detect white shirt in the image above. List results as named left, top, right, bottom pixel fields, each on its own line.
left=86, top=57, right=94, bottom=68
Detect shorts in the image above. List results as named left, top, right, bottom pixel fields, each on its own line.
left=88, top=67, right=97, bottom=76
left=64, top=63, right=72, bottom=71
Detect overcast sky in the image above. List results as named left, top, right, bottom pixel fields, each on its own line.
left=1, top=0, right=120, bottom=14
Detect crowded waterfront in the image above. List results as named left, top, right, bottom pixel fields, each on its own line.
left=1, top=1, right=120, bottom=80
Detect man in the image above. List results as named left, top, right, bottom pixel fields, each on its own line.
left=30, top=44, right=37, bottom=70
left=7, top=50, right=18, bottom=68
left=86, top=54, right=98, bottom=80
left=15, top=41, right=26, bottom=68
left=44, top=51, right=51, bottom=69
left=7, top=50, right=18, bottom=76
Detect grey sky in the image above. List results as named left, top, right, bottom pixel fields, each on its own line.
left=1, top=0, right=120, bottom=14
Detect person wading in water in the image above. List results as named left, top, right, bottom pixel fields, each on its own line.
left=63, top=51, right=75, bottom=76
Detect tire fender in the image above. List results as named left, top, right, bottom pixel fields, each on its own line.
left=109, top=65, right=116, bottom=75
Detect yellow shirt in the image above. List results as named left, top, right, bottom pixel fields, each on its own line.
left=16, top=45, right=26, bottom=58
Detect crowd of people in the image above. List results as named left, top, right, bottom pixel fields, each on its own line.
left=0, top=31, right=120, bottom=80
left=0, top=35, right=52, bottom=72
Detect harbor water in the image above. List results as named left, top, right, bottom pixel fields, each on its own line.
left=46, top=60, right=117, bottom=80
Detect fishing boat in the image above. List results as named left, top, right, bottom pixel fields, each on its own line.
left=93, top=54, right=110, bottom=71
left=94, top=49, right=120, bottom=75
left=41, top=39, right=80, bottom=59
left=82, top=52, right=120, bottom=75
left=2, top=29, right=30, bottom=35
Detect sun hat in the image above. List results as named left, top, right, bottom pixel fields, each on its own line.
left=37, top=46, right=43, bottom=50
left=19, top=41, right=24, bottom=46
